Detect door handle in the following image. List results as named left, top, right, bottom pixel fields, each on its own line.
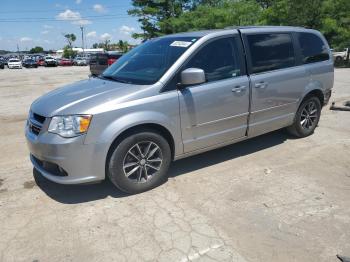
left=254, top=82, right=268, bottom=89
left=232, top=85, right=246, bottom=93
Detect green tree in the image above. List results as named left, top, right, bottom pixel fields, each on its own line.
left=103, top=39, right=111, bottom=51
left=116, top=40, right=130, bottom=53
left=163, top=1, right=262, bottom=33
left=320, top=0, right=350, bottom=49
left=130, top=0, right=350, bottom=49
left=261, top=0, right=323, bottom=29
left=62, top=46, right=77, bottom=58
left=128, top=0, right=195, bottom=39
left=29, top=46, right=44, bottom=53
left=64, top=33, right=76, bottom=48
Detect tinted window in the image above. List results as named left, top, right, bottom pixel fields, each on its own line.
left=297, top=32, right=329, bottom=64
left=247, top=33, right=295, bottom=74
left=184, top=37, right=241, bottom=82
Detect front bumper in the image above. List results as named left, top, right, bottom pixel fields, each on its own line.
left=25, top=124, right=108, bottom=184
left=9, top=64, right=22, bottom=68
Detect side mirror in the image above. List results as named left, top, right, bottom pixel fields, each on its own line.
left=180, top=68, right=206, bottom=87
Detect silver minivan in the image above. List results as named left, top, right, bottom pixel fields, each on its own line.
left=26, top=26, right=333, bottom=193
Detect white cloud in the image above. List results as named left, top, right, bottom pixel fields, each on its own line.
left=119, top=25, right=136, bottom=36
left=76, top=0, right=82, bottom=4
left=100, top=33, right=111, bottom=41
left=41, top=30, right=49, bottom=35
left=74, top=19, right=91, bottom=25
left=93, top=4, right=106, bottom=13
left=56, top=9, right=91, bottom=25
left=86, top=31, right=97, bottom=38
left=56, top=9, right=80, bottom=20
left=43, top=25, right=53, bottom=29
left=44, top=40, right=52, bottom=44
left=20, top=37, right=32, bottom=42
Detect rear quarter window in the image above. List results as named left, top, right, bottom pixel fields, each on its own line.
left=246, top=33, right=295, bottom=74
left=296, top=32, right=330, bottom=64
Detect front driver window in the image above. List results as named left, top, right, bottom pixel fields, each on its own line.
left=184, top=37, right=241, bottom=82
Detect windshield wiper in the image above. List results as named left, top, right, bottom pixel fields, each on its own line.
left=98, top=75, right=130, bottom=84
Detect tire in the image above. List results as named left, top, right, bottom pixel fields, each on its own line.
left=287, top=96, right=321, bottom=137
left=107, top=129, right=171, bottom=194
left=335, top=56, right=343, bottom=63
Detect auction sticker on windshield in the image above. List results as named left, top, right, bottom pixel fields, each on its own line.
left=170, top=41, right=193, bottom=47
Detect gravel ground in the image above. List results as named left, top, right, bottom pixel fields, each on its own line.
left=0, top=66, right=349, bottom=262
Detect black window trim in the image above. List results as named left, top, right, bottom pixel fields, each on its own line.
left=161, top=34, right=247, bottom=92
left=242, top=31, right=297, bottom=75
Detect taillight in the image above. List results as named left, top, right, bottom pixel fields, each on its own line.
left=107, top=58, right=116, bottom=66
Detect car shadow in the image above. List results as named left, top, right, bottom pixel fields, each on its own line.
left=34, top=130, right=289, bottom=204
left=168, top=130, right=290, bottom=177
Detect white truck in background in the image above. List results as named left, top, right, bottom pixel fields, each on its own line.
left=333, top=48, right=349, bottom=63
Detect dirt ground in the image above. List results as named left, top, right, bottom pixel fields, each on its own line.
left=0, top=66, right=349, bottom=262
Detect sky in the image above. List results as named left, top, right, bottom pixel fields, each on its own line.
left=0, top=0, right=142, bottom=51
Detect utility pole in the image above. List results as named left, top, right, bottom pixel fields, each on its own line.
left=80, top=26, right=85, bottom=55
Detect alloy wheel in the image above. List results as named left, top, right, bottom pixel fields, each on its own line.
left=300, top=100, right=318, bottom=130
left=122, top=141, right=163, bottom=183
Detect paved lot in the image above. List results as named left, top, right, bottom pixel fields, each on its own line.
left=0, top=66, right=349, bottom=262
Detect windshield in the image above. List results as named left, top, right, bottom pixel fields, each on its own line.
left=9, top=59, right=19, bottom=62
left=102, top=36, right=200, bottom=85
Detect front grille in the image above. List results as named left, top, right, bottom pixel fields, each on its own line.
left=32, top=155, right=68, bottom=177
left=33, top=113, right=46, bottom=124
left=29, top=111, right=46, bottom=136
left=30, top=124, right=41, bottom=135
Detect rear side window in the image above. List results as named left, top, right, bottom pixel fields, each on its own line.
left=297, top=32, right=329, bottom=64
left=247, top=33, right=295, bottom=74
left=184, top=37, right=241, bottom=82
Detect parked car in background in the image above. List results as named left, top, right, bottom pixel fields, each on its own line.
left=333, top=48, right=349, bottom=63
left=22, top=59, right=38, bottom=68
left=37, top=58, right=45, bottom=66
left=59, top=58, right=73, bottom=66
left=25, top=26, right=333, bottom=194
left=73, top=57, right=88, bottom=66
left=8, top=58, right=22, bottom=69
left=89, top=52, right=123, bottom=76
left=44, top=56, right=57, bottom=67
left=0, top=59, right=4, bottom=69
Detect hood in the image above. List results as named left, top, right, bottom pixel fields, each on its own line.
left=30, top=77, right=149, bottom=117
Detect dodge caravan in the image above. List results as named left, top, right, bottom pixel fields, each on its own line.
left=26, top=26, right=333, bottom=193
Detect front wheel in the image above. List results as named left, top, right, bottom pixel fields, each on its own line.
left=287, top=96, right=321, bottom=137
left=107, top=130, right=171, bottom=194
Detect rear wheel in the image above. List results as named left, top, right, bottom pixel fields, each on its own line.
left=287, top=96, right=321, bottom=137
left=107, top=130, right=171, bottom=194
left=335, top=56, right=343, bottom=63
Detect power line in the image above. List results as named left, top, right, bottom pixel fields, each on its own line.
left=0, top=16, right=131, bottom=23
left=0, top=14, right=129, bottom=21
left=0, top=4, right=130, bottom=14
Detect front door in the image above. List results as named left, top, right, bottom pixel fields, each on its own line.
left=178, top=36, right=250, bottom=153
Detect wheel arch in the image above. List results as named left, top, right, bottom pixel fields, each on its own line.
left=105, top=122, right=177, bottom=177
left=301, top=89, right=324, bottom=106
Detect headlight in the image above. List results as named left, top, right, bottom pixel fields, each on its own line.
left=48, top=115, right=92, bottom=138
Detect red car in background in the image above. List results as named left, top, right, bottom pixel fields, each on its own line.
left=89, top=52, right=123, bottom=76
left=37, top=59, right=45, bottom=66
left=58, top=58, right=73, bottom=66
